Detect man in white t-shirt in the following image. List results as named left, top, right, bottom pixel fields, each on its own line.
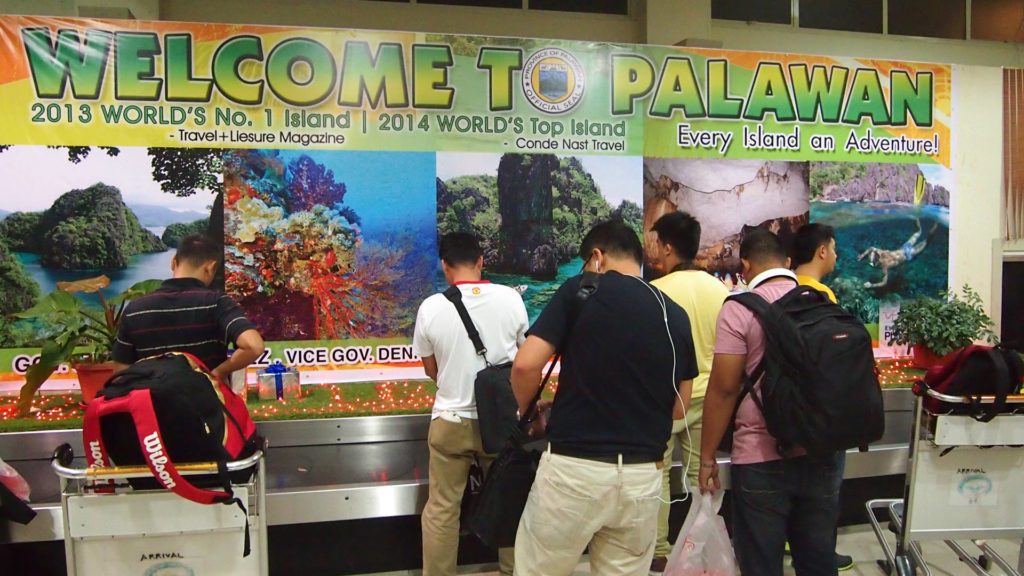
left=413, top=232, right=528, bottom=576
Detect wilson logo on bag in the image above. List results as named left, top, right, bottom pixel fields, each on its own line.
left=81, top=352, right=261, bottom=556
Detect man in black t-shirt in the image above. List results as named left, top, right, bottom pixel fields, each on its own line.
left=112, top=234, right=264, bottom=383
left=510, top=220, right=697, bottom=576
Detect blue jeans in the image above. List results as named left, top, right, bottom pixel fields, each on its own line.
left=731, top=456, right=840, bottom=576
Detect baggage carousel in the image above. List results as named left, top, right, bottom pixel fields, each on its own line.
left=0, top=388, right=915, bottom=574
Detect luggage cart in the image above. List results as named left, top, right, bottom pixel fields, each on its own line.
left=867, top=389, right=1024, bottom=576
left=51, top=442, right=268, bottom=576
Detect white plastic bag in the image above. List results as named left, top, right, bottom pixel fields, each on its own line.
left=0, top=455, right=31, bottom=501
left=664, top=492, right=737, bottom=576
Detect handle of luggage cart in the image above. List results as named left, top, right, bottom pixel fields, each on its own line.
left=50, top=442, right=264, bottom=480
left=924, top=388, right=1024, bottom=404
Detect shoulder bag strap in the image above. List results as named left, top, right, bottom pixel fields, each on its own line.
left=516, top=272, right=601, bottom=432
left=444, top=285, right=491, bottom=367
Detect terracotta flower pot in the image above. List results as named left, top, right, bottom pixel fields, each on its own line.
left=911, top=345, right=945, bottom=370
left=73, top=362, right=116, bottom=403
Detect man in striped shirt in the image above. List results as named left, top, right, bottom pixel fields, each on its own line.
left=112, top=234, right=264, bottom=382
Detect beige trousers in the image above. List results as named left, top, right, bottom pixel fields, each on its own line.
left=513, top=451, right=662, bottom=576
left=655, top=394, right=704, bottom=558
left=422, top=416, right=514, bottom=576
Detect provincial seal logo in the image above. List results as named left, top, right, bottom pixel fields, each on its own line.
left=522, top=48, right=585, bottom=114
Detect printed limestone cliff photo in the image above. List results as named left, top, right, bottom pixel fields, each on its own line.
left=0, top=145, right=217, bottom=349
left=810, top=162, right=949, bottom=206
left=1, top=184, right=165, bottom=270
left=438, top=153, right=643, bottom=279
left=437, top=152, right=643, bottom=321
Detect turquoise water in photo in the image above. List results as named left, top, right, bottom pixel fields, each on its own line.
left=813, top=201, right=950, bottom=323
left=487, top=259, right=584, bottom=323
left=433, top=258, right=584, bottom=324
left=15, top=249, right=171, bottom=307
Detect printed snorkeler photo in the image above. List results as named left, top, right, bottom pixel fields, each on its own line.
left=858, top=217, right=938, bottom=290
left=809, top=161, right=950, bottom=326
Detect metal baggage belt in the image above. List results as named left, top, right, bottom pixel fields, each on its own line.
left=0, top=388, right=916, bottom=544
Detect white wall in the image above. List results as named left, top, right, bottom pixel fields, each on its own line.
left=0, top=0, right=642, bottom=42
left=0, top=0, right=76, bottom=15
left=0, top=0, right=157, bottom=19
left=950, top=66, right=1004, bottom=329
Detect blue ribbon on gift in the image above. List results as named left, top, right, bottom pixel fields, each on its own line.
left=265, top=361, right=288, bottom=400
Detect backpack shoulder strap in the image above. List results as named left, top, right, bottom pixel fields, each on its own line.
left=444, top=285, right=490, bottom=366
left=727, top=290, right=773, bottom=319
left=83, top=390, right=234, bottom=505
left=725, top=290, right=776, bottom=380
left=723, top=291, right=780, bottom=416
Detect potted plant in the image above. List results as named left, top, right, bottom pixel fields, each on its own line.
left=12, top=275, right=161, bottom=416
left=888, top=285, right=997, bottom=369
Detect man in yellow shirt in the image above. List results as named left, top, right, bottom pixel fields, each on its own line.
left=791, top=222, right=854, bottom=572
left=792, top=223, right=838, bottom=304
left=648, top=212, right=729, bottom=573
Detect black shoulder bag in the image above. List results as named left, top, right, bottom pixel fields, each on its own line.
left=466, top=272, right=600, bottom=549
left=444, top=286, right=518, bottom=454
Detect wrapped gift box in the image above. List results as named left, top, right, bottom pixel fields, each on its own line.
left=257, top=361, right=300, bottom=400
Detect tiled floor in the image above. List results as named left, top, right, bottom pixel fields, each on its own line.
left=358, top=524, right=1024, bottom=575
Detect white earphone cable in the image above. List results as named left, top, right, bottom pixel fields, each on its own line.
left=630, top=275, right=693, bottom=505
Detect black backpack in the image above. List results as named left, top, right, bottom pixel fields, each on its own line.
left=84, top=353, right=260, bottom=492
left=83, top=353, right=262, bottom=556
left=730, top=284, right=884, bottom=457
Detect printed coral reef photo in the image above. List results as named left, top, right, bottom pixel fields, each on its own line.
left=223, top=150, right=437, bottom=341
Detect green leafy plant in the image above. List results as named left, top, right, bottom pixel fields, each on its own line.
left=888, top=285, right=997, bottom=357
left=12, top=275, right=161, bottom=416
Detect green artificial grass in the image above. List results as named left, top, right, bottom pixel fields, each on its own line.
left=0, top=361, right=916, bottom=434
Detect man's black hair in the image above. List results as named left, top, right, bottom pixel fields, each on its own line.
left=651, top=212, right=701, bottom=261
left=739, top=227, right=787, bottom=266
left=439, top=232, right=482, bottom=267
left=579, top=219, right=644, bottom=264
left=176, top=234, right=222, bottom=268
left=790, top=223, right=836, bottom=268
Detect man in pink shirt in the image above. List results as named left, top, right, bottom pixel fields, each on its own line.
left=699, top=229, right=840, bottom=576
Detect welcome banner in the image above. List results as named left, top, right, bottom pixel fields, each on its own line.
left=0, top=17, right=950, bottom=162
left=0, top=16, right=952, bottom=386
